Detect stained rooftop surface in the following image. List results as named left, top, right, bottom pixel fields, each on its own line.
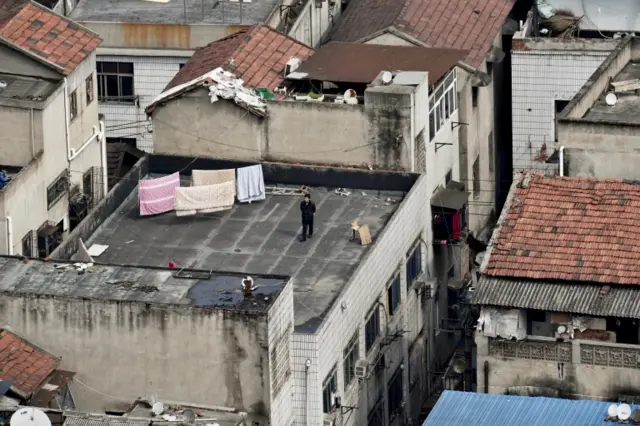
left=70, top=0, right=280, bottom=25
left=86, top=179, right=403, bottom=332
left=585, top=61, right=640, bottom=124
left=484, top=173, right=640, bottom=285
left=0, top=257, right=286, bottom=312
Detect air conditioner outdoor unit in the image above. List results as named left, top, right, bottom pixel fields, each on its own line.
left=354, top=359, right=368, bottom=379
left=413, top=276, right=437, bottom=298
left=323, top=412, right=336, bottom=426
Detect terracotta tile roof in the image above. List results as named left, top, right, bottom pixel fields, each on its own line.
left=166, top=25, right=314, bottom=91
left=295, top=42, right=466, bottom=84
left=484, top=173, right=640, bottom=285
left=0, top=0, right=102, bottom=75
left=0, top=329, right=59, bottom=397
left=330, top=0, right=513, bottom=69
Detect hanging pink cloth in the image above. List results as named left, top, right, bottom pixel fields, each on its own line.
left=139, top=172, right=180, bottom=216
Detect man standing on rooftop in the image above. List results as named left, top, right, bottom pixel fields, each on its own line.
left=300, top=193, right=316, bottom=242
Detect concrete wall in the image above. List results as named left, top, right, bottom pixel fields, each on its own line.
left=476, top=334, right=640, bottom=400
left=0, top=44, right=63, bottom=79
left=0, top=295, right=276, bottom=414
left=99, top=55, right=189, bottom=152
left=0, top=106, right=41, bottom=166
left=292, top=173, right=447, bottom=426
left=511, top=38, right=618, bottom=175
left=152, top=89, right=419, bottom=170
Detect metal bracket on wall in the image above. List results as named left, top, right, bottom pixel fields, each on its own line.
left=451, top=121, right=469, bottom=131
left=435, top=142, right=453, bottom=152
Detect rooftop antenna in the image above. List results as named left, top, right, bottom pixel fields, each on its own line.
left=10, top=408, right=51, bottom=426
left=605, top=92, right=617, bottom=107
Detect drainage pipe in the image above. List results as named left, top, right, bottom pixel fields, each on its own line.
left=6, top=216, right=13, bottom=255
left=559, top=146, right=565, bottom=177
left=98, top=120, right=108, bottom=196
left=484, top=360, right=490, bottom=393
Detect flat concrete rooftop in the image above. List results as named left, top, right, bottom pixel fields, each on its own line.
left=86, top=177, right=403, bottom=332
left=0, top=256, right=286, bottom=312
left=585, top=61, right=640, bottom=124
left=70, top=0, right=280, bottom=25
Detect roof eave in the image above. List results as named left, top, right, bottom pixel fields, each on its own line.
left=0, top=36, right=65, bottom=75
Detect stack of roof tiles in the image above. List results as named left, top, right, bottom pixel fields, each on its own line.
left=485, top=173, right=640, bottom=285
left=331, top=0, right=513, bottom=68
left=0, top=0, right=101, bottom=75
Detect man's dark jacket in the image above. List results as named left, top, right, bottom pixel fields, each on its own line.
left=300, top=201, right=316, bottom=223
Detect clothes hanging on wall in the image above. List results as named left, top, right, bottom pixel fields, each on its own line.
left=138, top=172, right=180, bottom=216
left=174, top=181, right=235, bottom=216
left=236, top=164, right=265, bottom=203
left=191, top=169, right=236, bottom=198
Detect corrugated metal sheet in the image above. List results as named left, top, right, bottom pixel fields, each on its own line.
left=423, top=391, right=639, bottom=426
left=63, top=417, right=150, bottom=426
left=473, top=276, right=640, bottom=318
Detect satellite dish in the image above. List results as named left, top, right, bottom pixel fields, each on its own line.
left=606, top=92, right=617, bottom=106
left=618, top=403, right=632, bottom=420
left=557, top=325, right=567, bottom=334
left=381, top=71, right=393, bottom=85
left=152, top=402, right=164, bottom=416
left=344, top=89, right=356, bottom=100
left=452, top=358, right=467, bottom=374
left=10, top=408, right=51, bottom=426
left=183, top=409, right=196, bottom=424
left=608, top=403, right=618, bottom=417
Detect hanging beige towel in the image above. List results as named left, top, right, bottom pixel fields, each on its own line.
left=175, top=181, right=235, bottom=216
left=191, top=169, right=236, bottom=195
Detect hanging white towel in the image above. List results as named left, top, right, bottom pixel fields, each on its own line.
left=191, top=169, right=236, bottom=198
left=174, top=181, right=235, bottom=216
left=237, top=164, right=265, bottom=203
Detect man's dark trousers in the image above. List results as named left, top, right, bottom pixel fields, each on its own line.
left=302, top=220, right=314, bottom=240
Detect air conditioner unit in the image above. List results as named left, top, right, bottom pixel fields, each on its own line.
left=323, top=412, right=336, bottom=426
left=354, top=359, right=368, bottom=379
left=413, top=276, right=437, bottom=298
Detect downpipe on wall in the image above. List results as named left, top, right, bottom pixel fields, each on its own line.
left=5, top=216, right=13, bottom=255
left=559, top=146, right=565, bottom=177
left=305, top=359, right=311, bottom=425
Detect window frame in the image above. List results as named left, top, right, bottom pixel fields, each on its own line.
left=387, top=366, right=404, bottom=420
left=97, top=61, right=135, bottom=104
left=342, top=331, right=360, bottom=389
left=365, top=305, right=381, bottom=354
left=472, top=155, right=480, bottom=199
left=22, top=231, right=33, bottom=257
left=85, top=73, right=94, bottom=105
left=428, top=69, right=457, bottom=141
left=322, top=367, right=338, bottom=414
left=69, top=89, right=78, bottom=121
left=47, top=170, right=69, bottom=209
left=406, top=242, right=423, bottom=290
left=387, top=274, right=401, bottom=316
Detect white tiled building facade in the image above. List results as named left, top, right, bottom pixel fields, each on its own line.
left=291, top=174, right=435, bottom=426
left=97, top=55, right=189, bottom=152
left=511, top=40, right=616, bottom=174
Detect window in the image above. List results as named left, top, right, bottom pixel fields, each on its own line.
left=85, top=74, right=94, bottom=104
left=343, top=332, right=359, bottom=388
left=83, top=168, right=93, bottom=198
left=97, top=62, right=135, bottom=103
left=445, top=169, right=452, bottom=185
left=472, top=155, right=480, bottom=199
left=22, top=231, right=33, bottom=257
left=387, top=367, right=403, bottom=420
left=554, top=100, right=570, bottom=141
left=472, top=86, right=478, bottom=107
left=69, top=90, right=77, bottom=121
left=367, top=398, right=384, bottom=426
left=365, top=306, right=380, bottom=353
left=488, top=131, right=494, bottom=174
left=322, top=368, right=337, bottom=413
left=106, top=137, right=137, bottom=147
left=179, top=63, right=186, bottom=69
left=47, top=170, right=69, bottom=209
left=387, top=275, right=400, bottom=315
left=429, top=110, right=435, bottom=141
left=406, top=243, right=422, bottom=289
left=428, top=69, right=457, bottom=141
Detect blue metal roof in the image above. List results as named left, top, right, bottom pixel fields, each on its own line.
left=423, top=391, right=640, bottom=426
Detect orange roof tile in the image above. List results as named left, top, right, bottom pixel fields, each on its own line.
left=485, top=173, right=640, bottom=285
left=331, top=0, right=513, bottom=69
left=0, top=329, right=59, bottom=397
left=0, top=0, right=101, bottom=75
left=166, top=25, right=314, bottom=91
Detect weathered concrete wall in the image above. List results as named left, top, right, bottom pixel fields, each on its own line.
left=0, top=106, right=40, bottom=166
left=51, top=155, right=148, bottom=260
left=476, top=334, right=640, bottom=400
left=0, top=295, right=272, bottom=414
left=152, top=89, right=412, bottom=170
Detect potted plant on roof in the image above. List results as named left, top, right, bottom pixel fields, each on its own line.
left=308, top=91, right=324, bottom=102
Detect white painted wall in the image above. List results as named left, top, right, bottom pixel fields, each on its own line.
left=287, top=0, right=342, bottom=47
left=98, top=55, right=189, bottom=152
left=512, top=50, right=612, bottom=174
